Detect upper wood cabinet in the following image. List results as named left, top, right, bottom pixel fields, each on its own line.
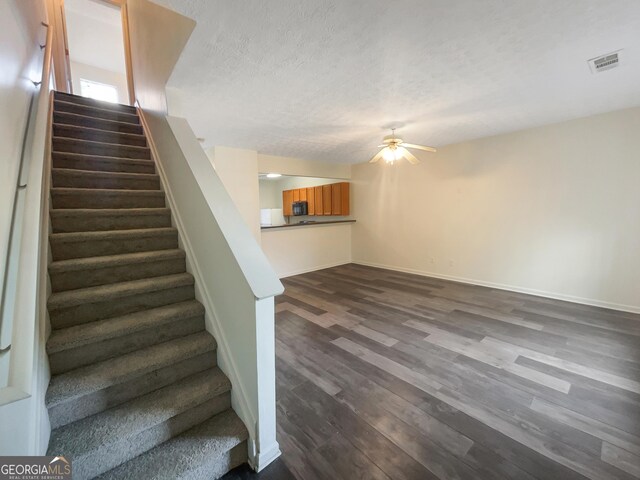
left=322, top=184, right=332, bottom=215
left=334, top=182, right=350, bottom=215
left=282, top=190, right=293, bottom=216
left=314, top=186, right=323, bottom=216
left=307, top=187, right=315, bottom=215
left=281, top=183, right=350, bottom=217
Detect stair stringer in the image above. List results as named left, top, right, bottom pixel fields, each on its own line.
left=136, top=107, right=264, bottom=468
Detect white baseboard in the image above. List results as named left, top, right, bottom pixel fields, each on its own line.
left=352, top=260, right=640, bottom=314
left=249, top=442, right=281, bottom=472
left=279, top=260, right=352, bottom=279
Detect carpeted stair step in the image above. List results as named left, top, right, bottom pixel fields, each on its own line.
left=47, top=368, right=232, bottom=479
left=53, top=110, right=144, bottom=135
left=50, top=227, right=178, bottom=261
left=53, top=123, right=147, bottom=147
left=53, top=136, right=151, bottom=159
left=54, top=99, right=139, bottom=124
left=49, top=249, right=186, bottom=292
left=48, top=272, right=195, bottom=328
left=54, top=91, right=137, bottom=115
left=52, top=151, right=155, bottom=174
left=52, top=168, right=160, bottom=190
left=51, top=187, right=165, bottom=209
left=47, top=300, right=205, bottom=374
left=46, top=331, right=218, bottom=427
left=97, top=410, right=248, bottom=480
left=51, top=208, right=171, bottom=233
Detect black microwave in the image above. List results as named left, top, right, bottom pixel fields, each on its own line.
left=292, top=201, right=308, bottom=216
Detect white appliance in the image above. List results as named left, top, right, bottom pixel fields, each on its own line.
left=260, top=208, right=286, bottom=226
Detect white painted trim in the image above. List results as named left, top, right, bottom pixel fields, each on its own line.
left=352, top=261, right=640, bottom=314
left=250, top=443, right=282, bottom=472
left=278, top=261, right=352, bottom=279
left=136, top=108, right=259, bottom=456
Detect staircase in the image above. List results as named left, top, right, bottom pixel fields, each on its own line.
left=45, top=91, right=247, bottom=479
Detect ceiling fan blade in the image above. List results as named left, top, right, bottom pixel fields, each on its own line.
left=401, top=143, right=437, bottom=153
left=369, top=150, right=384, bottom=163
left=401, top=148, right=420, bottom=165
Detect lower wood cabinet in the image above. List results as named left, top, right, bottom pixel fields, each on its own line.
left=282, top=182, right=350, bottom=217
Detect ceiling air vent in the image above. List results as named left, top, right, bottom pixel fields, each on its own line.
left=588, top=50, right=622, bottom=74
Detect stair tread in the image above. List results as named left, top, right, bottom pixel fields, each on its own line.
left=46, top=331, right=217, bottom=409
left=51, top=207, right=171, bottom=218
left=50, top=226, right=176, bottom=242
left=53, top=136, right=151, bottom=152
left=54, top=91, right=136, bottom=113
left=53, top=123, right=146, bottom=141
left=52, top=151, right=154, bottom=165
left=48, top=272, right=193, bottom=310
left=47, top=300, right=205, bottom=353
left=54, top=98, right=138, bottom=119
left=52, top=187, right=163, bottom=195
left=47, top=368, right=230, bottom=459
left=54, top=111, right=143, bottom=130
left=52, top=167, right=160, bottom=180
left=49, top=249, right=185, bottom=273
left=96, top=410, right=247, bottom=480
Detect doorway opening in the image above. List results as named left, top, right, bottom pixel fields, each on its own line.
left=64, top=0, right=130, bottom=104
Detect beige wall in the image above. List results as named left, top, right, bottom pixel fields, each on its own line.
left=262, top=224, right=352, bottom=278
left=70, top=61, right=129, bottom=104
left=208, top=146, right=261, bottom=242
left=258, top=153, right=351, bottom=179
left=0, top=0, right=47, bottom=338
left=352, top=107, right=640, bottom=312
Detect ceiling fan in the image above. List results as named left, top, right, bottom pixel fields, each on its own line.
left=369, top=128, right=436, bottom=165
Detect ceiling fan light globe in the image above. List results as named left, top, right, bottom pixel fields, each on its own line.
left=382, top=147, right=396, bottom=162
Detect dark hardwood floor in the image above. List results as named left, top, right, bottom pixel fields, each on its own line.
left=271, top=263, right=640, bottom=480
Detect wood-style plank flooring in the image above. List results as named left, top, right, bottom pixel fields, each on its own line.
left=273, top=264, right=640, bottom=480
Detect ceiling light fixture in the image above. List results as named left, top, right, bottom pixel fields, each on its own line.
left=266, top=173, right=282, bottom=178
left=370, top=129, right=436, bottom=165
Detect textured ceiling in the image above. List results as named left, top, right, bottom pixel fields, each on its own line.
left=65, top=0, right=127, bottom=74
left=156, top=0, right=640, bottom=164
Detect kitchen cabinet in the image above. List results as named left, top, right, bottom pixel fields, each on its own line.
left=322, top=184, right=332, bottom=215
left=307, top=187, right=315, bottom=215
left=283, top=190, right=293, bottom=216
left=314, top=186, right=323, bottom=216
left=331, top=182, right=350, bottom=215
left=282, top=183, right=350, bottom=217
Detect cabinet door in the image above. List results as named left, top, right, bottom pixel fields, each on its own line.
left=293, top=189, right=300, bottom=202
left=314, top=186, right=323, bottom=216
left=331, top=183, right=342, bottom=215
left=299, top=188, right=307, bottom=202
left=307, top=187, right=315, bottom=215
left=322, top=184, right=332, bottom=215
left=283, top=190, right=293, bottom=216
left=340, top=182, right=350, bottom=215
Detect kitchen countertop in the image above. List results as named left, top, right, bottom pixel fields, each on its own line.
left=261, top=219, right=356, bottom=230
